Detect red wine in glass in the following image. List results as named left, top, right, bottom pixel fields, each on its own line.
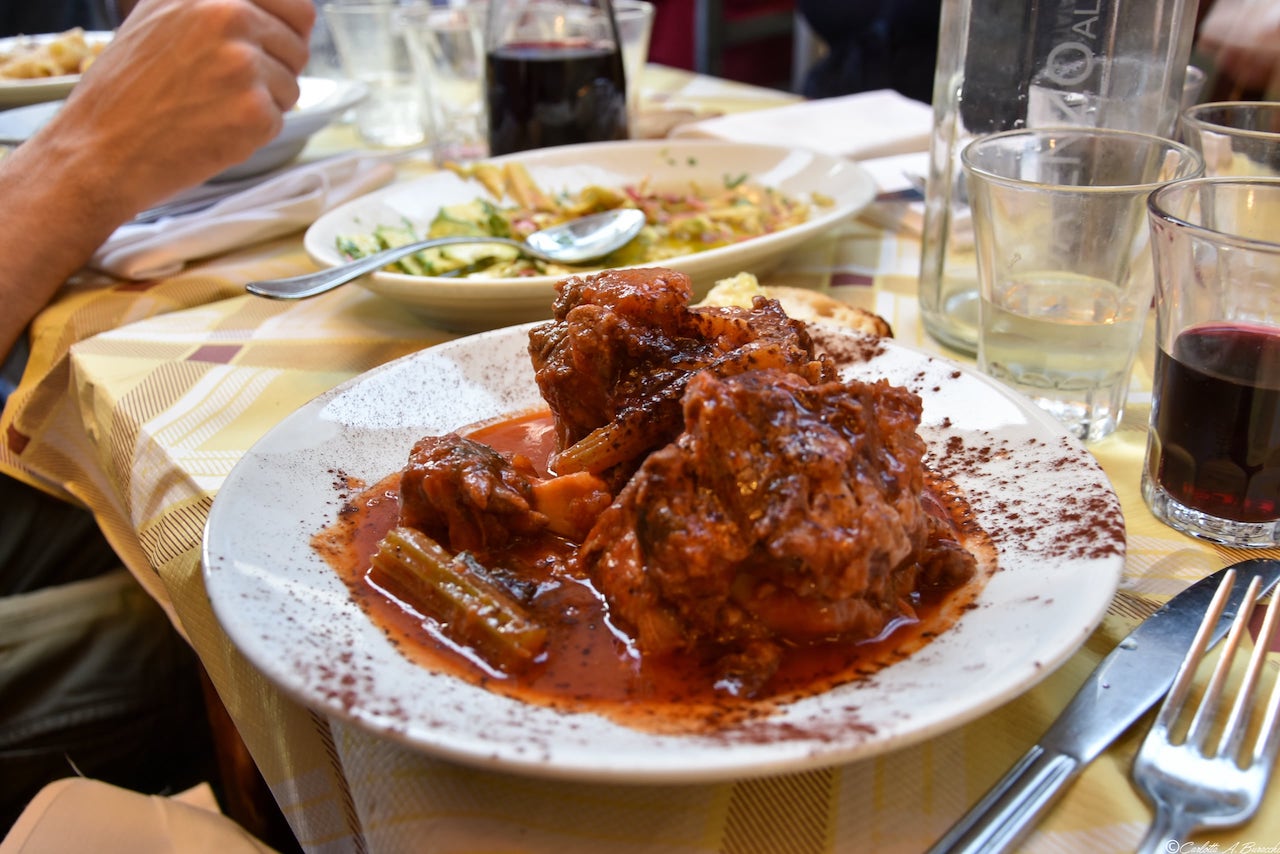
left=1148, top=322, right=1280, bottom=523
left=486, top=40, right=628, bottom=156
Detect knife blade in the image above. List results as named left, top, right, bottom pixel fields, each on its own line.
left=129, top=171, right=286, bottom=225
left=927, top=557, right=1280, bottom=854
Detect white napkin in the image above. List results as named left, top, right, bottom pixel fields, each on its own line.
left=91, top=153, right=396, bottom=280
left=856, top=151, right=974, bottom=246
left=668, top=89, right=934, bottom=160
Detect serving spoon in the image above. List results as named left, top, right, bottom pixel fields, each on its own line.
left=245, top=208, right=648, bottom=300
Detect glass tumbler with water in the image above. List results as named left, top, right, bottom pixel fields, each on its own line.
left=323, top=2, right=427, bottom=148
left=1180, top=101, right=1280, bottom=177
left=961, top=128, right=1203, bottom=442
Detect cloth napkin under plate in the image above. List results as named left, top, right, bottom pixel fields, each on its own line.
left=668, top=89, right=934, bottom=161
left=90, top=153, right=396, bottom=280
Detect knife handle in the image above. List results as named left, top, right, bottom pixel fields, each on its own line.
left=926, top=745, right=1080, bottom=854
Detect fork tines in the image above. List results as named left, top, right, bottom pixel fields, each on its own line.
left=1175, top=573, right=1280, bottom=763
left=1132, top=568, right=1280, bottom=854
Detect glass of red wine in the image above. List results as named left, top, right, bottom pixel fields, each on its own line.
left=484, top=0, right=629, bottom=156
left=1144, top=177, right=1280, bottom=547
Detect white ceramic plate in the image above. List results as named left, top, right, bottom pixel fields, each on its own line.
left=0, top=76, right=366, bottom=179
left=0, top=30, right=111, bottom=109
left=303, top=140, right=878, bottom=332
left=204, top=326, right=1126, bottom=784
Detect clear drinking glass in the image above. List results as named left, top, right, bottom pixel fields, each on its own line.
left=484, top=0, right=629, bottom=156
left=1180, top=101, right=1280, bottom=177
left=323, top=2, right=427, bottom=147
left=962, top=128, right=1203, bottom=442
left=613, top=0, right=654, bottom=133
left=403, top=3, right=489, bottom=164
left=1143, top=177, right=1280, bottom=547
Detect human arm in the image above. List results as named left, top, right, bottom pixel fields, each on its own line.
left=0, top=0, right=315, bottom=359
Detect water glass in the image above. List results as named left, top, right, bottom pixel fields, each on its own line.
left=1181, top=65, right=1207, bottom=109
left=962, top=128, right=1203, bottom=442
left=322, top=2, right=426, bottom=148
left=1180, top=101, right=1280, bottom=177
left=613, top=0, right=654, bottom=132
left=1143, top=177, right=1280, bottom=547
left=403, top=4, right=488, bottom=164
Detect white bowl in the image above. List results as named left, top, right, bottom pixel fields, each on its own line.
left=304, top=139, right=878, bottom=331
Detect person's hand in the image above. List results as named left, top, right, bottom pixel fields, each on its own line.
left=41, top=0, right=316, bottom=216
left=1198, top=0, right=1280, bottom=96
left=0, top=0, right=315, bottom=359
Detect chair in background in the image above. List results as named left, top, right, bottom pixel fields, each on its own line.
left=693, top=0, right=803, bottom=90
left=650, top=0, right=818, bottom=92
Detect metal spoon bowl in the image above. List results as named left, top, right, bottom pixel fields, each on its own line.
left=246, top=208, right=648, bottom=300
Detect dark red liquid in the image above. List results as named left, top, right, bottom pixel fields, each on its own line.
left=1149, top=323, right=1280, bottom=523
left=486, top=41, right=628, bottom=156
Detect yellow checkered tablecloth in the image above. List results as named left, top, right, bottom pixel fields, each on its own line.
left=3, top=73, right=1279, bottom=854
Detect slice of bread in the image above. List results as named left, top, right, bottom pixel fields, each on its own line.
left=700, top=273, right=893, bottom=339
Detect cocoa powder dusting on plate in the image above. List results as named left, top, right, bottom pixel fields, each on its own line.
left=929, top=432, right=1124, bottom=564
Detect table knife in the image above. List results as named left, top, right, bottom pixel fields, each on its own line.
left=129, top=174, right=274, bottom=225
left=927, top=557, right=1280, bottom=854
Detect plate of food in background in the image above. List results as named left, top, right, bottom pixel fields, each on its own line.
left=204, top=268, right=1125, bottom=783
left=0, top=29, right=111, bottom=108
left=303, top=140, right=878, bottom=331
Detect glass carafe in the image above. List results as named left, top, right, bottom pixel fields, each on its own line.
left=485, top=0, right=629, bottom=156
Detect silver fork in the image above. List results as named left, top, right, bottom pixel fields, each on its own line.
left=1132, top=569, right=1280, bottom=854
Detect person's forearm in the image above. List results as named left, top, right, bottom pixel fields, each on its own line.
left=0, top=0, right=314, bottom=359
left=0, top=128, right=137, bottom=358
